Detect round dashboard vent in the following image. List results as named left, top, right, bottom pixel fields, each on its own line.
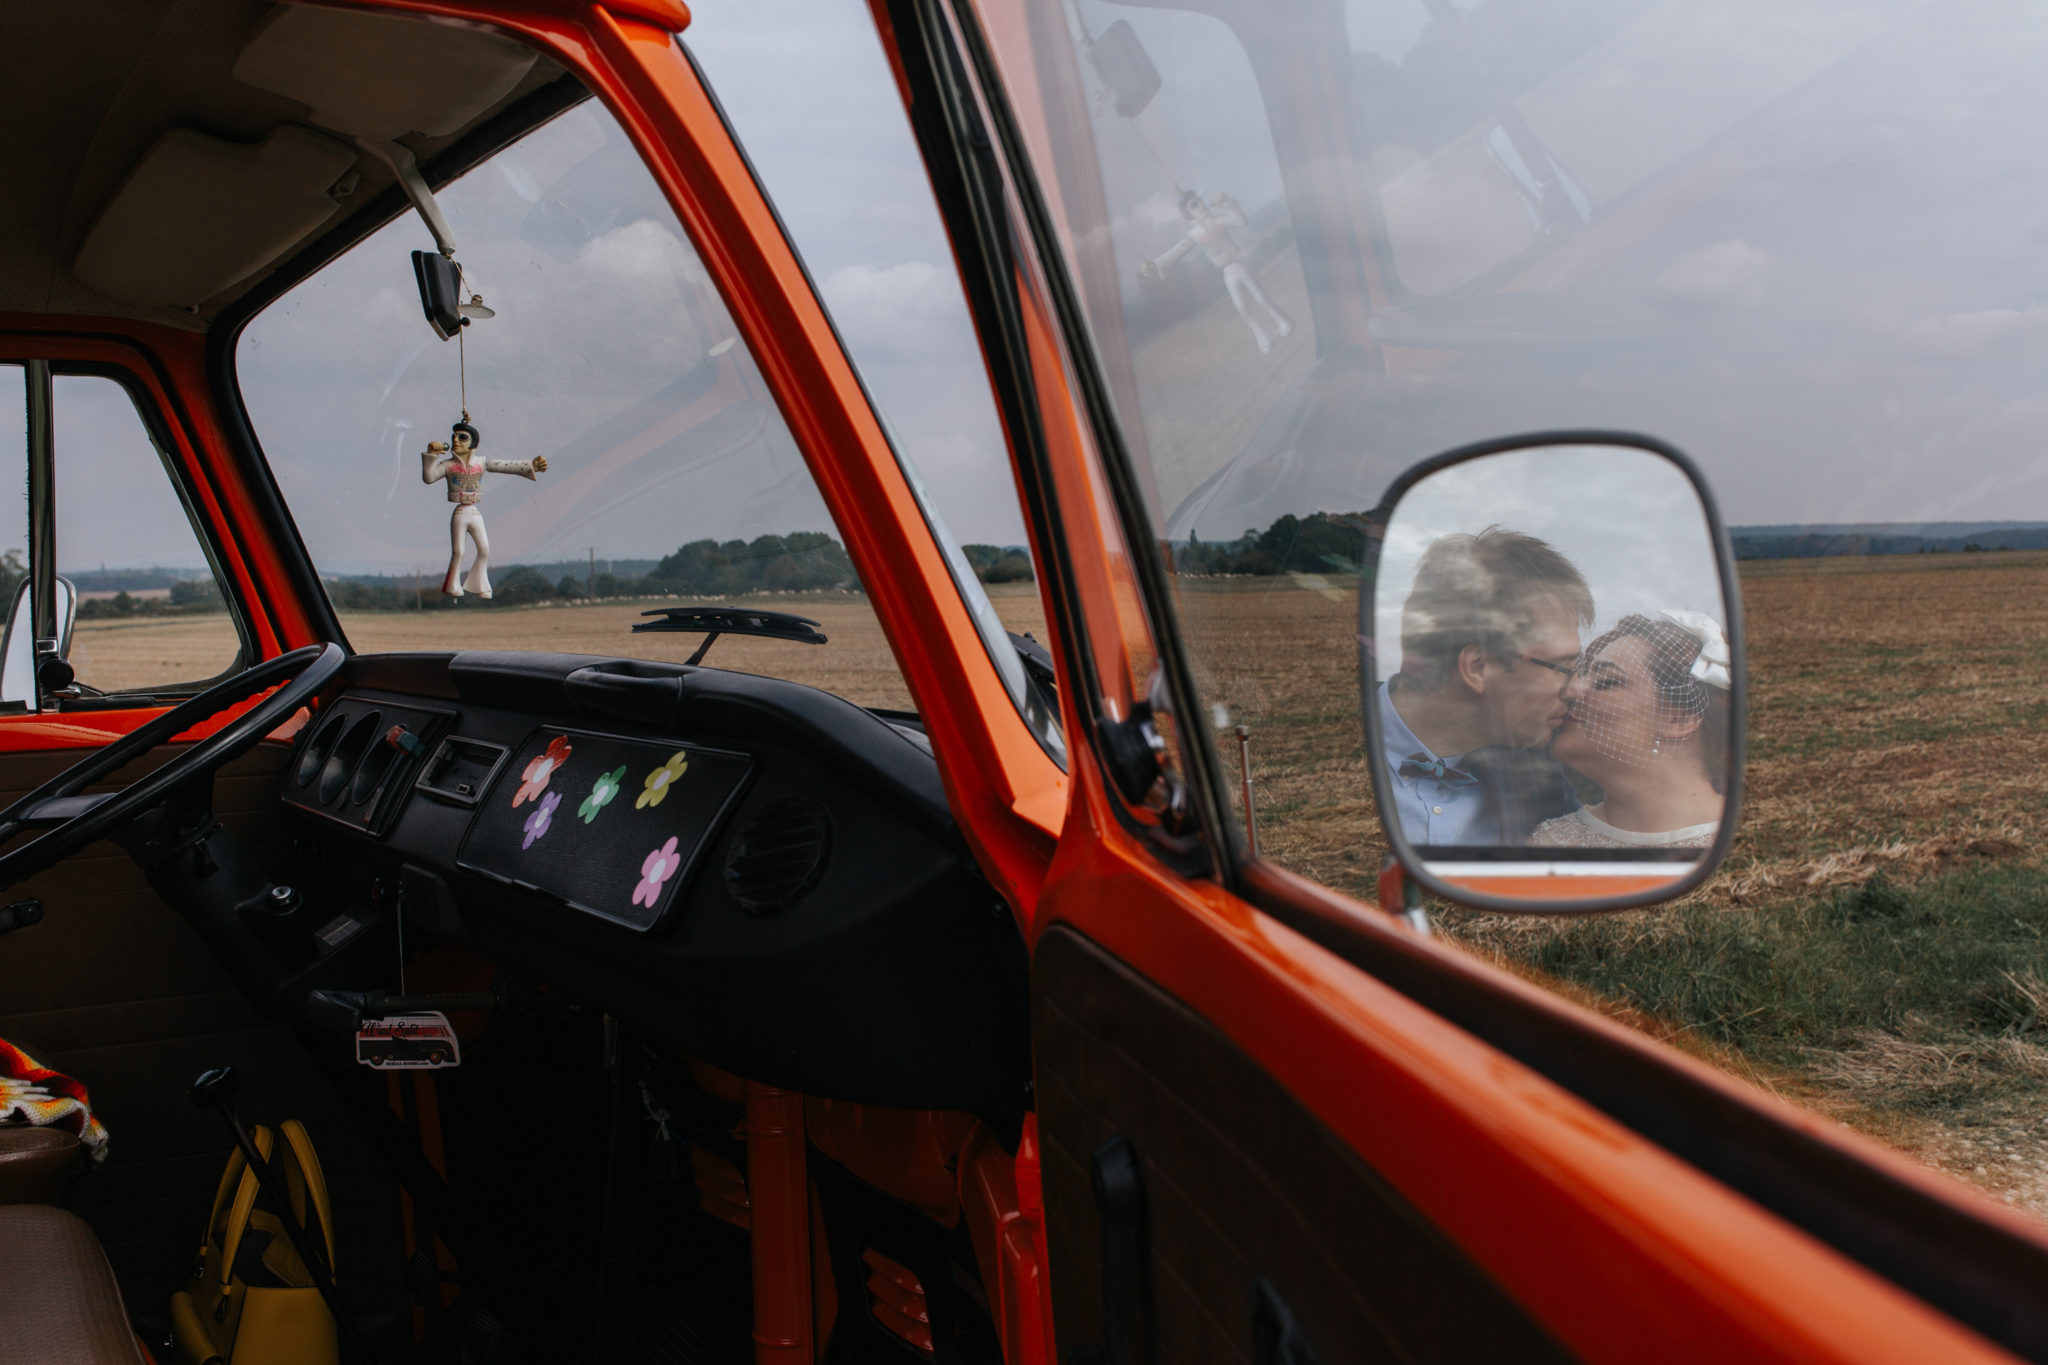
left=725, top=798, right=832, bottom=914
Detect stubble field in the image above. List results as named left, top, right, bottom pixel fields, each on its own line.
left=1181, top=551, right=2048, bottom=1217
left=68, top=553, right=2048, bottom=1214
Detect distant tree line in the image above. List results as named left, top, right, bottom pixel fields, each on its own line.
left=1731, top=529, right=2048, bottom=559
left=78, top=576, right=224, bottom=620
left=73, top=509, right=1410, bottom=625
left=1170, top=512, right=1370, bottom=577
left=320, top=533, right=1042, bottom=611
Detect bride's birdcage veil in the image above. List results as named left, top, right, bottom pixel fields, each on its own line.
left=1570, top=610, right=1731, bottom=770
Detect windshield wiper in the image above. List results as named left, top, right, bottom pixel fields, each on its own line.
left=632, top=605, right=828, bottom=666
left=1008, top=631, right=1056, bottom=691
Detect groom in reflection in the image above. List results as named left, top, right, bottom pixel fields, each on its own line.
left=1380, top=527, right=1592, bottom=846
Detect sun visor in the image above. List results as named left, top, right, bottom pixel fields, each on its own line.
left=73, top=125, right=358, bottom=309
left=233, top=5, right=538, bottom=141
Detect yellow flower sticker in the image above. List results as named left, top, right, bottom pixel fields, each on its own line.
left=636, top=750, right=690, bottom=809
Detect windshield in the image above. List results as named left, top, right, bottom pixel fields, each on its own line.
left=976, top=0, right=2048, bottom=1218
left=240, top=94, right=986, bottom=716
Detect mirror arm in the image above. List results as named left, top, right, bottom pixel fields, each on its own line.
left=354, top=138, right=457, bottom=257
left=1377, top=860, right=1431, bottom=936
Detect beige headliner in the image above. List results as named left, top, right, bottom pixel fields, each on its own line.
left=0, top=1, right=567, bottom=332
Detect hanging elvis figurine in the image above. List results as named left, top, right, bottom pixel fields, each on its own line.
left=421, top=420, right=547, bottom=598
left=1140, top=191, right=1295, bottom=355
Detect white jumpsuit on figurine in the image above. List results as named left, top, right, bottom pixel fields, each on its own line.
left=421, top=446, right=541, bottom=597
left=1150, top=197, right=1294, bottom=354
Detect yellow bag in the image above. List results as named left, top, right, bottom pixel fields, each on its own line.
left=169, top=1120, right=339, bottom=1365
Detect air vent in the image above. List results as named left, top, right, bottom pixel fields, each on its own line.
left=724, top=798, right=831, bottom=914
left=862, top=1248, right=934, bottom=1357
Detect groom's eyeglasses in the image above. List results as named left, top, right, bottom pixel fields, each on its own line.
left=1519, top=653, right=1580, bottom=677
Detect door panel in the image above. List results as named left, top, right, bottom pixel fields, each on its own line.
left=0, top=741, right=402, bottom=1315
left=1035, top=924, right=1569, bottom=1363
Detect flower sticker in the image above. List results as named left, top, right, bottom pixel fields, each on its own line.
left=522, top=791, right=562, bottom=849
left=579, top=765, right=627, bottom=824
left=632, top=836, right=682, bottom=909
left=635, top=750, right=690, bottom=809
left=514, top=735, right=572, bottom=808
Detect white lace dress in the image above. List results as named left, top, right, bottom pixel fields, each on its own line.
left=1527, top=807, right=1718, bottom=849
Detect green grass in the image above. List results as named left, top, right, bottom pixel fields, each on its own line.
left=1446, top=863, right=2048, bottom=1123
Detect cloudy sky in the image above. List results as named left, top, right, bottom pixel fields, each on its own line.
left=1019, top=0, right=2048, bottom=542
left=30, top=0, right=2048, bottom=580
left=224, top=2, right=1026, bottom=580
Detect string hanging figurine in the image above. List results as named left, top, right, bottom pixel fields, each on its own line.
left=420, top=415, right=546, bottom=598
left=416, top=270, right=546, bottom=598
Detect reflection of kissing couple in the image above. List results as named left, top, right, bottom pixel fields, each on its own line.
left=1381, top=528, right=1732, bottom=849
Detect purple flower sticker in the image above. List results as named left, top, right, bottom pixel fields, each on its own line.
left=632, top=835, right=682, bottom=909
left=522, top=791, right=562, bottom=849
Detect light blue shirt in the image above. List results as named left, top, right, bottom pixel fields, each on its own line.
left=1378, top=681, right=1496, bottom=847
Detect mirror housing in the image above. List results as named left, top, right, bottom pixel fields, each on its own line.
left=1, top=576, right=76, bottom=710
left=412, top=249, right=464, bottom=340
left=1360, top=432, right=1744, bottom=914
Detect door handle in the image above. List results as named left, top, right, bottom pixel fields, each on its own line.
left=1065, top=1135, right=1146, bottom=1365
left=1252, top=1278, right=1322, bottom=1365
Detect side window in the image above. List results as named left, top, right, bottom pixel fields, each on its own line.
left=0, top=368, right=25, bottom=697
left=57, top=374, right=243, bottom=696
left=977, top=0, right=2048, bottom=1223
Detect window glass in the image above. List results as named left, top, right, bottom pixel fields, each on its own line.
left=240, top=97, right=919, bottom=710
left=0, top=368, right=24, bottom=686
left=977, top=0, right=2048, bottom=1216
left=58, top=374, right=242, bottom=694
left=685, top=7, right=1061, bottom=758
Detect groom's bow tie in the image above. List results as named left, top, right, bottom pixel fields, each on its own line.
left=1398, top=752, right=1477, bottom=786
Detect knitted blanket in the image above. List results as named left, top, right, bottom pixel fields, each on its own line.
left=0, top=1039, right=108, bottom=1164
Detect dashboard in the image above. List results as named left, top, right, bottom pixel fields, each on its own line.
left=266, top=650, right=1030, bottom=1119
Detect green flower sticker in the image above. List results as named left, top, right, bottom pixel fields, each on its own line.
left=579, top=765, right=627, bottom=824
left=637, top=751, right=690, bottom=809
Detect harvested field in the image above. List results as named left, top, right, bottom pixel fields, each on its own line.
left=1175, top=552, right=2048, bottom=1217
left=1179, top=549, right=2048, bottom=908
left=71, top=586, right=1048, bottom=704
left=70, top=615, right=245, bottom=692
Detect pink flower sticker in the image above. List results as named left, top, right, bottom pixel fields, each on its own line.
left=522, top=791, right=562, bottom=849
left=632, top=836, right=682, bottom=909
left=513, top=735, right=572, bottom=808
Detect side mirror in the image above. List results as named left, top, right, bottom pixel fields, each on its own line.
left=412, top=250, right=464, bottom=341
left=1, top=576, right=76, bottom=709
left=1360, top=433, right=1743, bottom=912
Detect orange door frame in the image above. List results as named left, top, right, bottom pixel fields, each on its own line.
left=0, top=328, right=307, bottom=748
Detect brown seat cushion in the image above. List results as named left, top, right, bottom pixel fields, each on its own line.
left=0, top=1126, right=82, bottom=1204
left=0, top=1204, right=147, bottom=1363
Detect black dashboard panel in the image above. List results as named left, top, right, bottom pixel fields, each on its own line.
left=457, top=727, right=752, bottom=932
left=282, top=695, right=452, bottom=834
left=279, top=652, right=1029, bottom=1120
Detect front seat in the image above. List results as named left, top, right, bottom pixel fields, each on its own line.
left=0, top=1126, right=84, bottom=1205
left=0, top=1203, right=149, bottom=1364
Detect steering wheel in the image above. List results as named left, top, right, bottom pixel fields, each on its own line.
left=0, top=643, right=345, bottom=891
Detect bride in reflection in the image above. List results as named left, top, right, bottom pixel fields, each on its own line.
left=1529, top=611, right=1732, bottom=849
